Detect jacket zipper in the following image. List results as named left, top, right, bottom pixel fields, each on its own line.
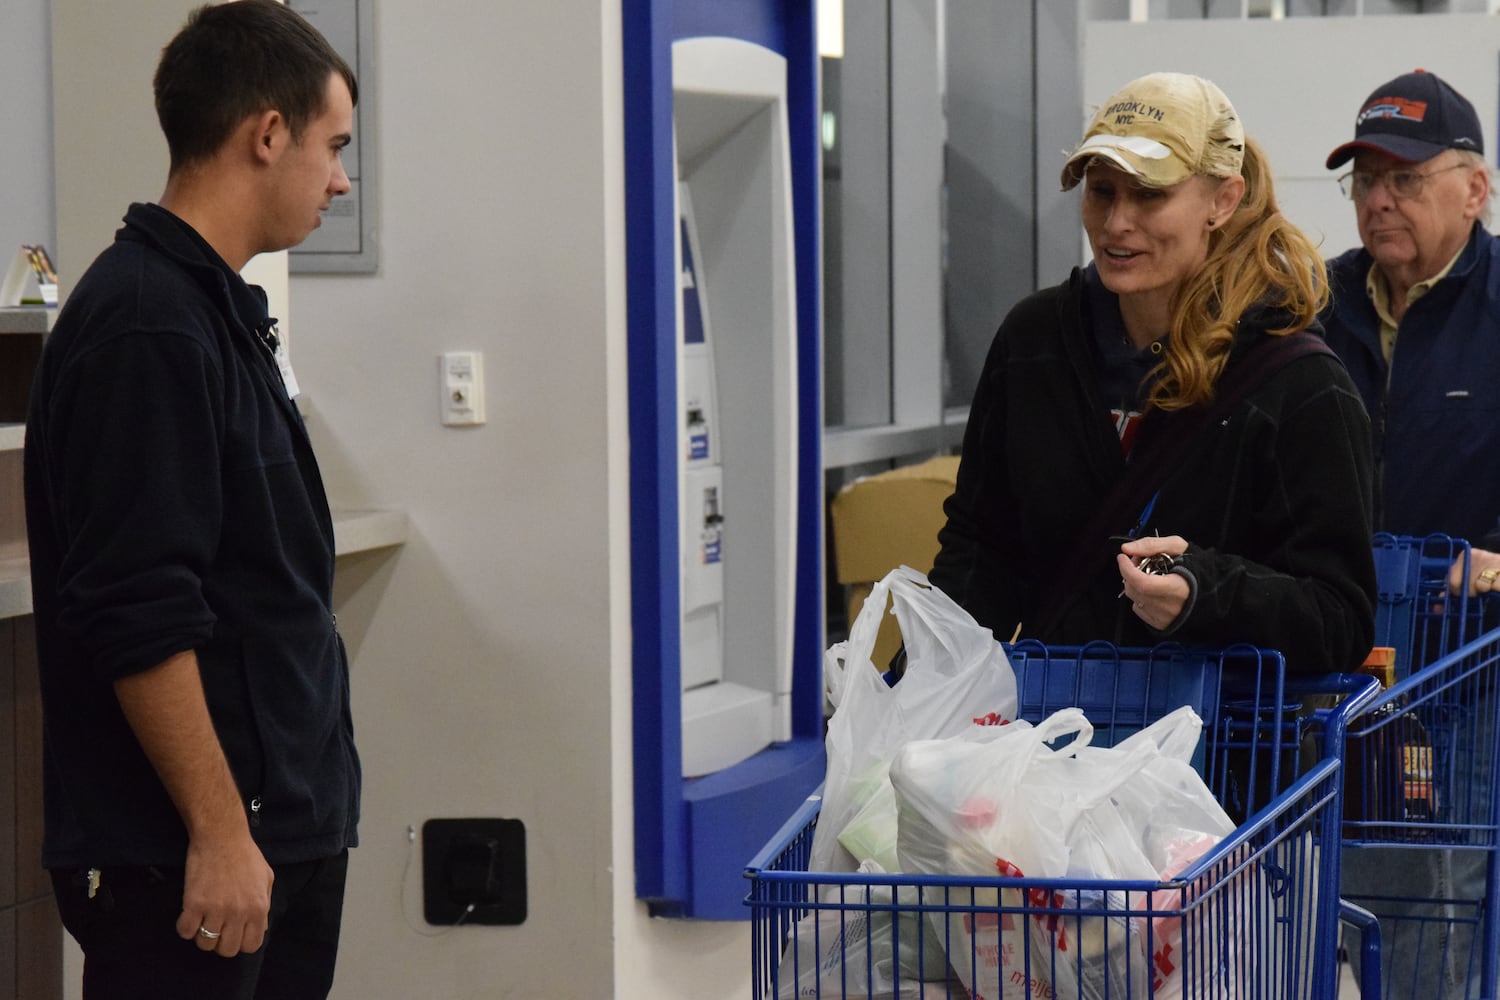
left=1373, top=318, right=1396, bottom=531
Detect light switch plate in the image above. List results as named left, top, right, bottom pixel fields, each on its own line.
left=440, top=351, right=486, bottom=426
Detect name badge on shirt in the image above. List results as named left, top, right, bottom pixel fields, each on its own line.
left=275, top=340, right=301, bottom=399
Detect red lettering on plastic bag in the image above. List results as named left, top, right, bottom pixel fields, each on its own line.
left=972, top=712, right=1012, bottom=726
left=1153, top=941, right=1177, bottom=988
left=1007, top=970, right=1057, bottom=999
left=1027, top=888, right=1070, bottom=952
left=989, top=859, right=1069, bottom=952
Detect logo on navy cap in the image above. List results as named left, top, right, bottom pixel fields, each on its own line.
left=1357, top=98, right=1427, bottom=126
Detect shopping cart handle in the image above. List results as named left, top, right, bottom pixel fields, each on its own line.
left=743, top=790, right=823, bottom=874
left=1339, top=900, right=1382, bottom=998
left=1283, top=671, right=1383, bottom=718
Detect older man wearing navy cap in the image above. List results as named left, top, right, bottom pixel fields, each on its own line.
left=1323, top=69, right=1498, bottom=994
left=1324, top=69, right=1500, bottom=580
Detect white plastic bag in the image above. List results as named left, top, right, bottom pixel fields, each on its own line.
left=776, top=861, right=956, bottom=1000
left=889, top=705, right=1247, bottom=1000
left=890, top=709, right=1095, bottom=1000
left=1058, top=708, right=1227, bottom=1000
left=891, top=710, right=1086, bottom=883
left=1090, top=716, right=1240, bottom=1000
left=812, top=566, right=1019, bottom=875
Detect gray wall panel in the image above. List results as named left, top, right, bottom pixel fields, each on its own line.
left=1, top=1, right=54, bottom=269
left=943, top=0, right=1037, bottom=408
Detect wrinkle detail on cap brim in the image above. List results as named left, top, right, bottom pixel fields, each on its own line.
left=1060, top=139, right=1190, bottom=191
left=1325, top=133, right=1450, bottom=170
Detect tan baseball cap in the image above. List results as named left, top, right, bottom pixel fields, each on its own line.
left=1060, top=72, right=1246, bottom=191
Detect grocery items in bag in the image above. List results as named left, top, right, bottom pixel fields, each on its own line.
left=836, top=775, right=899, bottom=874
left=1097, top=727, right=1262, bottom=1000
left=776, top=860, right=960, bottom=1000
left=891, top=705, right=1242, bottom=1000
left=785, top=567, right=1015, bottom=997
left=890, top=711, right=1091, bottom=1000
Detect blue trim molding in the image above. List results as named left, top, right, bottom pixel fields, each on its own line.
left=622, top=0, right=685, bottom=907
left=623, top=0, right=825, bottom=918
left=672, top=0, right=786, bottom=53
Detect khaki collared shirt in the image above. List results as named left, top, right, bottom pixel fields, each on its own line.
left=1366, top=245, right=1466, bottom=363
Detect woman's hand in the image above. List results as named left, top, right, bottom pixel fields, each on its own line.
left=1118, top=535, right=1190, bottom=631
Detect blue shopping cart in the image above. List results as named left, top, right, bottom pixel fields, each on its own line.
left=746, top=642, right=1379, bottom=999
left=1369, top=532, right=1498, bottom=680
left=1342, top=534, right=1500, bottom=1000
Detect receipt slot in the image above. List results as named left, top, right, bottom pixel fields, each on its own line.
left=624, top=5, right=824, bottom=919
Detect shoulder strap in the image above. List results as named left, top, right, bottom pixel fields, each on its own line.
left=1030, top=331, right=1335, bottom=640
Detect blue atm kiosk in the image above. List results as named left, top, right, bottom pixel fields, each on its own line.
left=623, top=2, right=824, bottom=919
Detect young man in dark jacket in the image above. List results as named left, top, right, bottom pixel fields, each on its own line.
left=23, top=3, right=360, bottom=996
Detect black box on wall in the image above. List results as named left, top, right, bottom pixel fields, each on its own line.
left=421, top=818, right=527, bottom=926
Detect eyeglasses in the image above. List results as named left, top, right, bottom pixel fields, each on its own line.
left=1337, top=162, right=1469, bottom=201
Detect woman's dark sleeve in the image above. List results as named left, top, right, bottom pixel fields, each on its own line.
left=928, top=320, right=1027, bottom=640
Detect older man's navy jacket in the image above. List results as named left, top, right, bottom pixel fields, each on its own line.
left=1323, top=224, right=1500, bottom=551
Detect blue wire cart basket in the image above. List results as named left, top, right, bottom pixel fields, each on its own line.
left=1369, top=533, right=1497, bottom=680
left=746, top=642, right=1377, bottom=1000
left=1343, top=534, right=1500, bottom=999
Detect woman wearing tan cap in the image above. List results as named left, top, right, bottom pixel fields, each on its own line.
left=929, top=72, right=1376, bottom=675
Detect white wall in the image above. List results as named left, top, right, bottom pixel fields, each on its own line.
left=289, top=1, right=755, bottom=996
left=50, top=1, right=756, bottom=998
left=1084, top=14, right=1500, bottom=257
left=1, top=0, right=54, bottom=258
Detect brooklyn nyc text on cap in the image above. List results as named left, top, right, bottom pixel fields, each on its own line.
left=1060, top=72, right=1245, bottom=191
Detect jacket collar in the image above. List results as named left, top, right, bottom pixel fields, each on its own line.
left=1343, top=220, right=1487, bottom=297
left=115, top=203, right=275, bottom=340
left=1076, top=262, right=1312, bottom=368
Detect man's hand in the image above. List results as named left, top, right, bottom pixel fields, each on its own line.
left=1118, top=535, right=1190, bottom=631
left=1448, top=547, right=1500, bottom=597
left=176, top=830, right=274, bottom=956
left=114, top=650, right=273, bottom=957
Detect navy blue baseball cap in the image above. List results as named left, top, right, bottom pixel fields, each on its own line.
left=1326, top=69, right=1484, bottom=169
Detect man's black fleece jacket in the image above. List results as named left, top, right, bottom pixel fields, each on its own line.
left=24, top=203, right=360, bottom=869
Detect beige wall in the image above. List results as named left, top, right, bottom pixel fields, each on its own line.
left=290, top=1, right=625, bottom=994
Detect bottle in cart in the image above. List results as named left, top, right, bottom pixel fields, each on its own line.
left=1347, top=647, right=1436, bottom=839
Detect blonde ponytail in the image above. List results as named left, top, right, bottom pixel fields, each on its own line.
left=1147, top=137, right=1329, bottom=412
